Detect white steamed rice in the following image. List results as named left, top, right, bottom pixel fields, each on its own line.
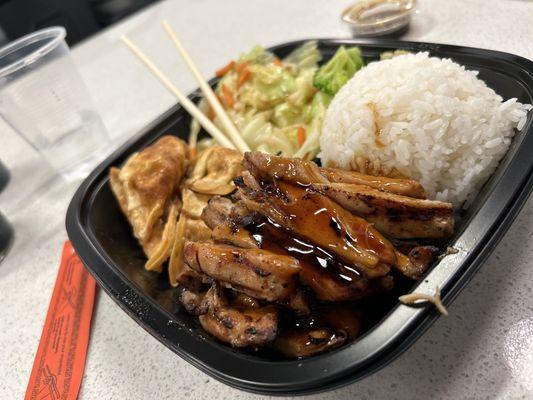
left=319, top=52, right=532, bottom=207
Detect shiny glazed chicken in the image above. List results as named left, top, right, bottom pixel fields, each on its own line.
left=110, top=135, right=454, bottom=358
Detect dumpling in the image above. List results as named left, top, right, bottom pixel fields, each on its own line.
left=168, top=188, right=212, bottom=286
left=184, top=146, right=243, bottom=195
left=167, top=148, right=244, bottom=284
left=109, top=135, right=189, bottom=272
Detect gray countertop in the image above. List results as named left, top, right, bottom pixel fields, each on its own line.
left=1, top=0, right=533, bottom=398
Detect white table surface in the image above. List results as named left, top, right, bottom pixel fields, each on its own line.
left=1, top=0, right=533, bottom=398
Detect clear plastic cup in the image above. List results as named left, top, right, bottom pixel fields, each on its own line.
left=0, top=27, right=110, bottom=181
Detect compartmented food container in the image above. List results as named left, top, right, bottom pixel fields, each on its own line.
left=66, top=39, right=533, bottom=395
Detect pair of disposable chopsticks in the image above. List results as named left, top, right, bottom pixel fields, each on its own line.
left=120, top=21, right=250, bottom=153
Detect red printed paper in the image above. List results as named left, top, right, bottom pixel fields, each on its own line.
left=25, top=241, right=97, bottom=400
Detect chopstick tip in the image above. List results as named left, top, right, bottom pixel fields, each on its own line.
left=119, top=35, right=132, bottom=46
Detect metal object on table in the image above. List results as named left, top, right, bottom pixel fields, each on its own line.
left=0, top=159, right=9, bottom=193
left=341, top=0, right=416, bottom=37
left=0, top=211, right=13, bottom=263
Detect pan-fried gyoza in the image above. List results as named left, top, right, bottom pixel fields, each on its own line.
left=109, top=136, right=189, bottom=272
left=110, top=135, right=454, bottom=358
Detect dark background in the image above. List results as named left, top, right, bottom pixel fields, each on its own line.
left=0, top=0, right=160, bottom=46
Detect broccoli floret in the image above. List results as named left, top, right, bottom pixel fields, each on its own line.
left=313, top=46, right=363, bottom=95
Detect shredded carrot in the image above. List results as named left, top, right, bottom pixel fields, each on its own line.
left=215, top=61, right=235, bottom=78
left=273, top=58, right=282, bottom=66
left=216, top=93, right=227, bottom=111
left=235, top=61, right=250, bottom=74
left=207, top=106, right=216, bottom=120
left=221, top=85, right=234, bottom=108
left=297, top=126, right=306, bottom=146
left=236, top=68, right=251, bottom=89
left=190, top=147, right=197, bottom=157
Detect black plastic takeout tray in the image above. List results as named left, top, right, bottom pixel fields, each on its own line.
left=66, top=39, right=533, bottom=395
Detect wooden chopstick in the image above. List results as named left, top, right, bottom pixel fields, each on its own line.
left=161, top=20, right=250, bottom=153
left=120, top=35, right=237, bottom=150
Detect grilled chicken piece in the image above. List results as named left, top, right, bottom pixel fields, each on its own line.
left=243, top=211, right=394, bottom=301
left=243, top=152, right=453, bottom=239
left=300, top=264, right=394, bottom=301
left=212, top=220, right=260, bottom=249
left=285, top=289, right=311, bottom=315
left=184, top=241, right=301, bottom=302
left=235, top=174, right=394, bottom=279
left=202, top=196, right=261, bottom=229
left=320, top=167, right=426, bottom=198
left=319, top=304, right=361, bottom=339
left=200, top=195, right=234, bottom=226
left=273, top=303, right=362, bottom=357
left=272, top=328, right=346, bottom=358
left=243, top=151, right=426, bottom=198
left=176, top=270, right=209, bottom=315
left=237, top=173, right=433, bottom=281
left=309, top=182, right=454, bottom=239
left=232, top=292, right=262, bottom=309
left=201, top=196, right=259, bottom=249
left=198, top=285, right=278, bottom=347
left=394, top=246, right=438, bottom=280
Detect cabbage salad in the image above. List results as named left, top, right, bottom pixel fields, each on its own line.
left=190, top=41, right=363, bottom=159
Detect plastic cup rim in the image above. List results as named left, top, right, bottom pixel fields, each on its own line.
left=0, top=26, right=67, bottom=80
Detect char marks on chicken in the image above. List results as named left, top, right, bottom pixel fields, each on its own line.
left=110, top=139, right=454, bottom=357
left=184, top=241, right=301, bottom=302
left=198, top=285, right=278, bottom=348
left=243, top=151, right=454, bottom=239
left=244, top=150, right=427, bottom=198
